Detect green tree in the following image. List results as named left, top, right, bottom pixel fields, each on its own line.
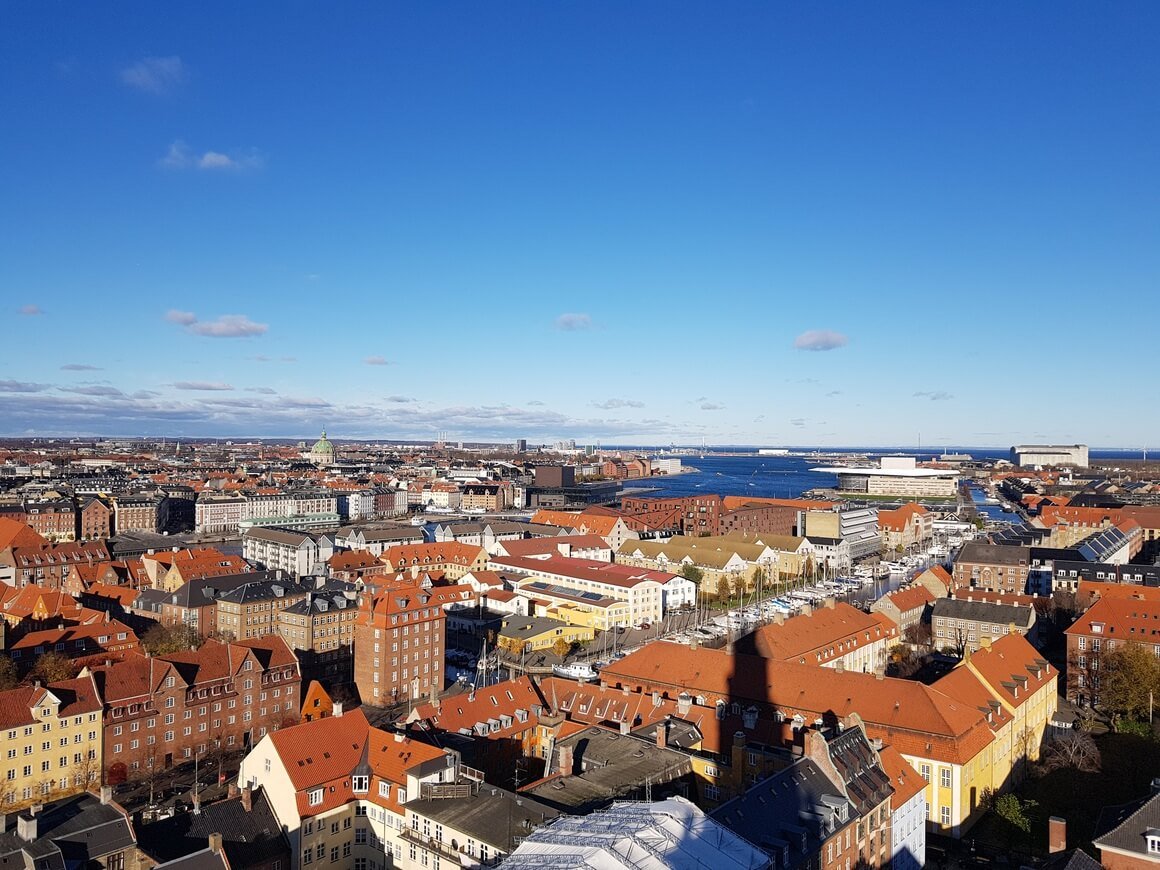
left=141, top=622, right=202, bottom=655
left=30, top=652, right=77, bottom=684
left=1101, top=642, right=1160, bottom=725
left=0, top=655, right=18, bottom=691
left=552, top=637, right=571, bottom=659
left=678, top=563, right=704, bottom=585
left=993, top=793, right=1037, bottom=834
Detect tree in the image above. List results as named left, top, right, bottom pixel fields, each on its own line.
left=0, top=655, right=18, bottom=691
left=141, top=622, right=202, bottom=655
left=678, top=563, right=704, bottom=585
left=903, top=622, right=932, bottom=650
left=1100, top=642, right=1160, bottom=725
left=551, top=637, right=571, bottom=659
left=1039, top=731, right=1101, bottom=774
left=30, top=652, right=77, bottom=683
left=993, top=793, right=1037, bottom=835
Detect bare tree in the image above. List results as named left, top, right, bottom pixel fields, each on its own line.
left=1040, top=731, right=1101, bottom=774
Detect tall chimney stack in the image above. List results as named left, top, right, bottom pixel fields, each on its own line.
left=1048, top=816, right=1067, bottom=854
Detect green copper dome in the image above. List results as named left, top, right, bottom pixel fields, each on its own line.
left=310, top=430, right=335, bottom=461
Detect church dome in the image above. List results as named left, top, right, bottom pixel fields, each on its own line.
left=310, top=430, right=336, bottom=464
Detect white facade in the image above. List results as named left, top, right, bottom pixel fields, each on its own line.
left=661, top=575, right=697, bottom=611
left=891, top=783, right=927, bottom=870
left=1011, top=444, right=1089, bottom=468
left=195, top=495, right=248, bottom=534
left=243, top=529, right=334, bottom=577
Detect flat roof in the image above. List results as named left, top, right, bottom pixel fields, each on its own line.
left=811, top=466, right=957, bottom=478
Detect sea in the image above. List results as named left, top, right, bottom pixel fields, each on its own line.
left=618, top=447, right=1147, bottom=505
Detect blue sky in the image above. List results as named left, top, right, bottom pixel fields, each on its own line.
left=2, top=3, right=1158, bottom=446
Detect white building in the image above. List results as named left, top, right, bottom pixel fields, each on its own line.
left=811, top=457, right=959, bottom=498
left=238, top=708, right=478, bottom=870
left=243, top=528, right=334, bottom=577
left=1010, top=444, right=1089, bottom=468
left=195, top=495, right=248, bottom=534
left=881, top=745, right=927, bottom=870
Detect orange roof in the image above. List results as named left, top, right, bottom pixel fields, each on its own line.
left=878, top=744, right=928, bottom=809
left=934, top=664, right=1013, bottom=733
left=883, top=585, right=937, bottom=614
left=1076, top=580, right=1160, bottom=609
left=380, top=541, right=486, bottom=569
left=411, top=676, right=544, bottom=741
left=1066, top=596, right=1160, bottom=642
left=0, top=517, right=46, bottom=550
left=1, top=586, right=84, bottom=621
left=878, top=503, right=930, bottom=531
left=601, top=642, right=994, bottom=765
left=1038, top=505, right=1122, bottom=528
left=743, top=602, right=898, bottom=665
left=950, top=588, right=1036, bottom=607
left=961, top=633, right=1055, bottom=710
left=530, top=509, right=585, bottom=530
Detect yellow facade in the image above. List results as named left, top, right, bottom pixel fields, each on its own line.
left=0, top=688, right=103, bottom=813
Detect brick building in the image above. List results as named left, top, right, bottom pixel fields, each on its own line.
left=214, top=576, right=312, bottom=642
left=23, top=499, right=77, bottom=542
left=93, top=636, right=301, bottom=783
left=277, top=586, right=360, bottom=688
left=77, top=497, right=113, bottom=541
left=114, top=494, right=165, bottom=534
left=0, top=540, right=110, bottom=589
left=1064, top=594, right=1160, bottom=707
left=621, top=494, right=725, bottom=537
left=353, top=583, right=446, bottom=704
left=952, top=542, right=1030, bottom=593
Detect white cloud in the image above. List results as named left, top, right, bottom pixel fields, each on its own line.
left=0, top=380, right=50, bottom=393
left=700, top=402, right=726, bottom=411
left=385, top=395, right=416, bottom=403
left=173, top=381, right=234, bottom=391
left=592, top=398, right=645, bottom=410
left=793, top=330, right=848, bottom=352
left=120, top=56, right=187, bottom=94
left=61, top=363, right=102, bottom=371
left=245, top=387, right=277, bottom=395
left=555, top=313, right=592, bottom=331
left=159, top=140, right=264, bottom=171
left=364, top=356, right=392, bottom=366
left=166, top=311, right=267, bottom=338
left=914, top=390, right=954, bottom=401
left=18, top=304, right=42, bottom=316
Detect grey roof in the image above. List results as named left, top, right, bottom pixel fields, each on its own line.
left=150, top=571, right=286, bottom=609
left=932, top=597, right=1035, bottom=628
left=153, top=847, right=229, bottom=870
left=523, top=728, right=694, bottom=814
left=138, top=786, right=290, bottom=868
left=1094, top=792, right=1160, bottom=856
left=956, top=541, right=1030, bottom=566
left=281, top=590, right=357, bottom=615
left=406, top=786, right=561, bottom=853
left=243, top=527, right=316, bottom=546
left=215, top=578, right=311, bottom=605
left=0, top=793, right=136, bottom=869
left=1041, top=849, right=1103, bottom=870
left=713, top=757, right=853, bottom=867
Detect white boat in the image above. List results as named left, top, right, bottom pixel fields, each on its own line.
left=553, top=662, right=598, bottom=681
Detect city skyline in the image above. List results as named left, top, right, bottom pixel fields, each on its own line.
left=3, top=4, right=1158, bottom=445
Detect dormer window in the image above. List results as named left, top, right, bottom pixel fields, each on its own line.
left=1148, top=833, right=1160, bottom=854
left=352, top=775, right=368, bottom=792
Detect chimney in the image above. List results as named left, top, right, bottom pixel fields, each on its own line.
left=656, top=717, right=669, bottom=749
left=874, top=670, right=885, bottom=681
left=824, top=597, right=836, bottom=609
left=228, top=783, right=240, bottom=799
left=208, top=832, right=223, bottom=854
left=557, top=744, right=574, bottom=776
left=394, top=730, right=405, bottom=743
left=100, top=785, right=112, bottom=805
left=834, top=659, right=845, bottom=672
left=16, top=813, right=37, bottom=843
left=333, top=701, right=343, bottom=718
left=1048, top=816, right=1066, bottom=854
left=774, top=612, right=785, bottom=625
left=192, top=794, right=201, bottom=814
left=241, top=786, right=253, bottom=812
left=619, top=719, right=631, bottom=735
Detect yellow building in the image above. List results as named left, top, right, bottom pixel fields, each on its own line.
left=517, top=579, right=630, bottom=630
left=497, top=616, right=594, bottom=654
left=0, top=674, right=104, bottom=812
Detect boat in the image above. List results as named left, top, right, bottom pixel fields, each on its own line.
left=553, top=662, right=599, bottom=681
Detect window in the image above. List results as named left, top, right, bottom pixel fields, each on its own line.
left=940, top=768, right=951, bottom=789
left=303, top=850, right=312, bottom=866
left=704, top=784, right=720, bottom=801
left=919, top=764, right=930, bottom=782
left=309, top=788, right=323, bottom=806
left=941, top=805, right=951, bottom=826
left=1148, top=835, right=1160, bottom=854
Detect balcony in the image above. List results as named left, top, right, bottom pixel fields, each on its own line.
left=400, top=828, right=466, bottom=866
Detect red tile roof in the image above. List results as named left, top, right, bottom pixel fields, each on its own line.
left=0, top=518, right=47, bottom=550
left=743, top=602, right=898, bottom=664
left=490, top=554, right=677, bottom=589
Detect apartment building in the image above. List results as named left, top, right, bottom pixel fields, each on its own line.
left=23, top=499, right=77, bottom=542
left=0, top=540, right=110, bottom=589
left=333, top=525, right=424, bottom=556
left=353, top=584, right=446, bottom=704
left=931, top=598, right=1037, bottom=654
left=237, top=708, right=461, bottom=870
left=379, top=542, right=489, bottom=581
left=77, top=497, right=113, bottom=541
left=1064, top=594, right=1160, bottom=706
left=94, top=636, right=301, bottom=783
left=114, top=494, right=165, bottom=534
left=243, top=528, right=335, bottom=577
left=953, top=542, right=1030, bottom=593
left=0, top=674, right=103, bottom=811
left=278, top=587, right=360, bottom=687
left=871, top=585, right=936, bottom=634
left=195, top=495, right=249, bottom=534
left=215, top=577, right=313, bottom=641
left=878, top=503, right=934, bottom=552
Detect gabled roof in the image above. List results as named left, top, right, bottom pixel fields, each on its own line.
left=1094, top=790, right=1160, bottom=858
left=0, top=517, right=47, bottom=550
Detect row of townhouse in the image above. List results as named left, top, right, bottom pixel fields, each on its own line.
left=735, top=600, right=899, bottom=673
left=195, top=491, right=341, bottom=534
left=0, top=635, right=301, bottom=812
